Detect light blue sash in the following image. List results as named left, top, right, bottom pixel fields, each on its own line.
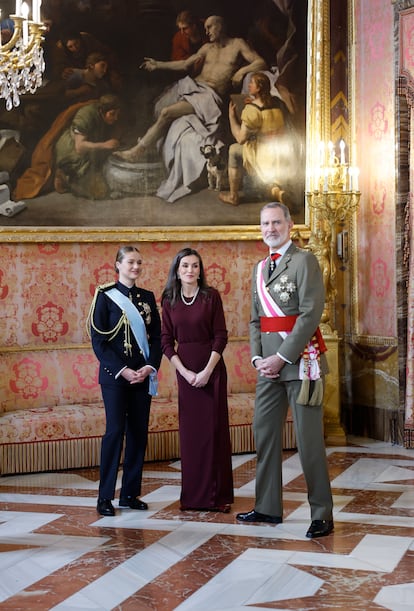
left=106, top=288, right=158, bottom=396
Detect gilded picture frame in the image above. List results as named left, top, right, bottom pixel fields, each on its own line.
left=0, top=0, right=328, bottom=243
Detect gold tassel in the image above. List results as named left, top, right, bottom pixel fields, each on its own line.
left=297, top=377, right=310, bottom=405
left=123, top=318, right=133, bottom=356
left=309, top=378, right=324, bottom=406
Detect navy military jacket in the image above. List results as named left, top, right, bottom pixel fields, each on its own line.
left=90, top=281, right=162, bottom=386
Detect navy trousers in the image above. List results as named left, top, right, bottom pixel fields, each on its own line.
left=98, top=382, right=151, bottom=500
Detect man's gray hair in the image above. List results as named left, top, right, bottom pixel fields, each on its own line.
left=261, top=202, right=292, bottom=222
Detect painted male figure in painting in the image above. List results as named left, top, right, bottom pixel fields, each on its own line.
left=171, top=10, right=208, bottom=61
left=54, top=94, right=122, bottom=199
left=116, top=15, right=266, bottom=202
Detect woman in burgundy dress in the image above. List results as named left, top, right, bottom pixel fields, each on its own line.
left=161, top=247, right=234, bottom=512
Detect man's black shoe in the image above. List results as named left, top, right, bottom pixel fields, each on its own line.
left=236, top=509, right=282, bottom=524
left=119, top=496, right=148, bottom=510
left=97, top=498, right=115, bottom=516
left=306, top=519, right=334, bottom=538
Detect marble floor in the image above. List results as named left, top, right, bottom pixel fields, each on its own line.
left=0, top=437, right=413, bottom=610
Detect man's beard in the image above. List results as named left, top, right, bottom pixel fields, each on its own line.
left=264, top=235, right=283, bottom=249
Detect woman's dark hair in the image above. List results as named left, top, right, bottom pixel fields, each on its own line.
left=114, top=245, right=140, bottom=272
left=161, top=247, right=210, bottom=306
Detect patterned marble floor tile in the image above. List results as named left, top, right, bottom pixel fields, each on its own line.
left=0, top=438, right=412, bottom=610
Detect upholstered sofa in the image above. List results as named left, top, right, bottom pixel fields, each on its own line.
left=0, top=340, right=296, bottom=475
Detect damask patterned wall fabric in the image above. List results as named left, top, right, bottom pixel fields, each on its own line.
left=0, top=241, right=265, bottom=346
left=355, top=1, right=396, bottom=337
left=0, top=240, right=267, bottom=411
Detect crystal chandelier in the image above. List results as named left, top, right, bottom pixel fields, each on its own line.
left=0, top=1, right=45, bottom=110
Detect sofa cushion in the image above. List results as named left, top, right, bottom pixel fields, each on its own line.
left=0, top=404, right=105, bottom=445
left=0, top=392, right=255, bottom=447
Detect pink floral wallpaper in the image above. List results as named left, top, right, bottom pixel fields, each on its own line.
left=1, top=240, right=267, bottom=346
left=0, top=240, right=267, bottom=412
left=355, top=1, right=396, bottom=337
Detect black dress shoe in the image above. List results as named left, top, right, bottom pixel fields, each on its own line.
left=236, top=509, right=282, bottom=524
left=97, top=498, right=115, bottom=516
left=119, top=496, right=148, bottom=510
left=306, top=519, right=334, bottom=538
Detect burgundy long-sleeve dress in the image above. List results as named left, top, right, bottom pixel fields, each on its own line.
left=161, top=288, right=234, bottom=509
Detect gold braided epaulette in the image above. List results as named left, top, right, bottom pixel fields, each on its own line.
left=98, top=282, right=116, bottom=291
left=85, top=281, right=120, bottom=339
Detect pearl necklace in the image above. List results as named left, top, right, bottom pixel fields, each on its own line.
left=180, top=286, right=199, bottom=306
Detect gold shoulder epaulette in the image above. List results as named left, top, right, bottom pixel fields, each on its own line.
left=98, top=282, right=116, bottom=291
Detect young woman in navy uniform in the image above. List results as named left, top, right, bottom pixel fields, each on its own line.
left=87, top=245, right=162, bottom=516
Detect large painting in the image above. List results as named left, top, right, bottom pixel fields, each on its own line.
left=0, top=0, right=308, bottom=235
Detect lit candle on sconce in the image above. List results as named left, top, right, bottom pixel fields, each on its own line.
left=21, top=2, right=29, bottom=46
left=33, top=0, right=42, bottom=23
left=353, top=167, right=360, bottom=191
left=15, top=0, right=22, bottom=17
left=319, top=140, right=325, bottom=167
left=314, top=165, right=320, bottom=191
left=328, top=140, right=334, bottom=166
left=323, top=169, right=329, bottom=192
left=348, top=167, right=354, bottom=191
left=312, top=140, right=358, bottom=193
left=339, top=139, right=345, bottom=165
